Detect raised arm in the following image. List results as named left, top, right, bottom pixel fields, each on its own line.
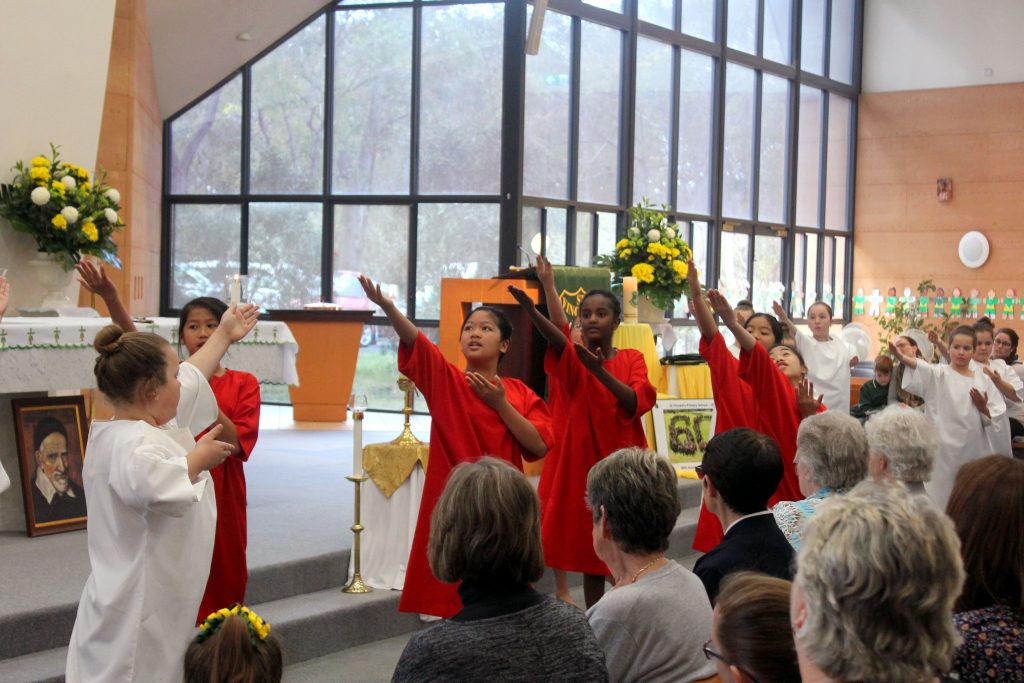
left=77, top=260, right=135, bottom=332
left=772, top=300, right=797, bottom=338
left=928, top=329, right=949, bottom=362
left=888, top=340, right=918, bottom=369
left=186, top=303, right=259, bottom=379
left=508, top=285, right=568, bottom=353
left=686, top=259, right=718, bottom=342
left=359, top=274, right=417, bottom=347
left=708, top=290, right=755, bottom=352
left=535, top=255, right=568, bottom=330
left=982, top=366, right=1021, bottom=403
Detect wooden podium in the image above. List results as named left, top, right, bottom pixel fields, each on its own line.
left=267, top=309, right=373, bottom=421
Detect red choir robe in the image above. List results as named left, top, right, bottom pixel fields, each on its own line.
left=536, top=324, right=572, bottom=517
left=196, top=369, right=261, bottom=623
left=398, top=332, right=556, bottom=618
left=539, top=342, right=656, bottom=575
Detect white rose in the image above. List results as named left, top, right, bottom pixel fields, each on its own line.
left=627, top=227, right=640, bottom=237
left=665, top=228, right=676, bottom=239
left=104, top=208, right=118, bottom=224
left=61, top=176, right=77, bottom=191
left=30, top=186, right=51, bottom=206
left=61, top=206, right=79, bottom=224
left=647, top=229, right=661, bottom=242
left=105, top=188, right=120, bottom=204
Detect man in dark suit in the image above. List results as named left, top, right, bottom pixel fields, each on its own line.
left=693, top=428, right=793, bottom=604
left=31, top=417, right=87, bottom=524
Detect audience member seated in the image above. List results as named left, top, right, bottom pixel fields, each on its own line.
left=692, top=428, right=794, bottom=603
left=850, top=355, right=892, bottom=421
left=392, top=457, right=608, bottom=683
left=185, top=605, right=281, bottom=683
left=585, top=447, right=715, bottom=683
left=865, top=404, right=938, bottom=498
left=771, top=412, right=868, bottom=549
left=792, top=482, right=964, bottom=682
left=705, top=572, right=800, bottom=683
left=946, top=455, right=1024, bottom=682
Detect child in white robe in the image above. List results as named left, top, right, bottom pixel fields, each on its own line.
left=774, top=300, right=856, bottom=414
left=890, top=325, right=1006, bottom=510
left=66, top=306, right=257, bottom=683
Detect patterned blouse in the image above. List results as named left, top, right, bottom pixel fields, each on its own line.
left=950, top=604, right=1023, bottom=682
left=771, top=487, right=834, bottom=551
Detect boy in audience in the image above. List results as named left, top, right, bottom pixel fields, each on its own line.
left=850, top=355, right=892, bottom=421
left=693, top=428, right=794, bottom=604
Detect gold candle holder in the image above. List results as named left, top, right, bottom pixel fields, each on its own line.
left=343, top=472, right=372, bottom=594
left=391, top=376, right=424, bottom=446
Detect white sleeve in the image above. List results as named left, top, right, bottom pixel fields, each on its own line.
left=984, top=375, right=1007, bottom=421
left=0, top=460, right=9, bottom=494
left=998, top=361, right=1024, bottom=401
left=176, top=362, right=218, bottom=437
left=111, top=441, right=207, bottom=516
left=901, top=362, right=938, bottom=400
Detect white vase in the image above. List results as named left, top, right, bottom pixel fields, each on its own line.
left=638, top=294, right=668, bottom=324
left=27, top=254, right=80, bottom=309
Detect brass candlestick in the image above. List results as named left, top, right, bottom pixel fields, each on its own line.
left=343, top=472, right=372, bottom=594
left=391, top=376, right=424, bottom=446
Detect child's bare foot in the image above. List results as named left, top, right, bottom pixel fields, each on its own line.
left=556, top=591, right=581, bottom=609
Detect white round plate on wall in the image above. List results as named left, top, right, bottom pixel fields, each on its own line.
left=958, top=231, right=989, bottom=268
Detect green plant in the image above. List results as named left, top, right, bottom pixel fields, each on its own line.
left=592, top=200, right=692, bottom=311
left=875, top=279, right=957, bottom=354
left=0, top=144, right=123, bottom=270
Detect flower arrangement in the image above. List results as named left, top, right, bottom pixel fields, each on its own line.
left=0, top=144, right=123, bottom=271
left=197, top=604, right=272, bottom=644
left=593, top=200, right=693, bottom=311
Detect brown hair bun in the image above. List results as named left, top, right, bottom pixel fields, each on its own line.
left=94, top=324, right=126, bottom=356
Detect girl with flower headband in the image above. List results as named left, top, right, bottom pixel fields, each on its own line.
left=358, top=274, right=555, bottom=619
left=66, top=305, right=258, bottom=683
left=508, top=261, right=656, bottom=609
left=185, top=605, right=281, bottom=683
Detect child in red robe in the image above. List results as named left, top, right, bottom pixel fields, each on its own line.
left=509, top=276, right=656, bottom=608
left=359, top=275, right=555, bottom=618
left=182, top=297, right=262, bottom=623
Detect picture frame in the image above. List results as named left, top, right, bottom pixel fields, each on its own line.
left=11, top=396, right=89, bottom=537
left=652, top=399, right=716, bottom=469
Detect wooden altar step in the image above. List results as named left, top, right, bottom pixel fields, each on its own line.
left=0, top=481, right=703, bottom=683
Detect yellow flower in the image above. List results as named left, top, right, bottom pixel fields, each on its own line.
left=51, top=214, right=68, bottom=230
left=77, top=167, right=91, bottom=181
left=216, top=608, right=231, bottom=618
left=81, top=181, right=91, bottom=190
left=29, top=167, right=51, bottom=183
left=621, top=249, right=631, bottom=257
left=82, top=222, right=99, bottom=242
left=631, top=263, right=655, bottom=283
left=615, top=238, right=629, bottom=250
left=50, top=182, right=65, bottom=196
left=31, top=156, right=50, bottom=168
left=673, top=260, right=689, bottom=279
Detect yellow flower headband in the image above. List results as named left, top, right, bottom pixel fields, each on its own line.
left=197, top=604, right=272, bottom=646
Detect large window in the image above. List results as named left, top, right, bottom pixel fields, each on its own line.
left=164, top=0, right=862, bottom=382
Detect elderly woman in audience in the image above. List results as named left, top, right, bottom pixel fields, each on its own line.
left=792, top=482, right=964, bottom=683
left=392, top=457, right=608, bottom=682
left=704, top=572, right=800, bottom=683
left=864, top=404, right=938, bottom=498
left=586, top=447, right=715, bottom=683
left=771, top=412, right=869, bottom=549
left=946, top=455, right=1024, bottom=681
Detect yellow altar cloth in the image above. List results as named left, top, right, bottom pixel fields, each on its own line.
left=363, top=442, right=430, bottom=498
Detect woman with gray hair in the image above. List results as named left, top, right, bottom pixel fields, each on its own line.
left=865, top=404, right=938, bottom=497
left=392, top=457, right=608, bottom=682
left=585, top=447, right=715, bottom=683
left=792, top=482, right=964, bottom=682
left=771, top=411, right=869, bottom=549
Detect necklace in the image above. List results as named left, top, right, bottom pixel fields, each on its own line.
left=630, top=556, right=664, bottom=583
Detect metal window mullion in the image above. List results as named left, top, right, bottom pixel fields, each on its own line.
left=708, top=0, right=728, bottom=290
left=499, top=0, right=528, bottom=273
left=408, top=4, right=423, bottom=317
left=620, top=9, right=638, bottom=215
left=756, top=0, right=765, bottom=57
left=321, top=10, right=336, bottom=303
left=569, top=16, right=582, bottom=202
left=240, top=67, right=252, bottom=276
left=668, top=44, right=681, bottom=212
left=750, top=70, right=763, bottom=222
left=816, top=88, right=828, bottom=233
left=822, top=0, right=832, bottom=81
left=160, top=121, right=173, bottom=315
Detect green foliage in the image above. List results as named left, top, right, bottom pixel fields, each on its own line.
left=593, top=200, right=692, bottom=311
left=874, top=279, right=957, bottom=353
left=0, top=144, right=124, bottom=270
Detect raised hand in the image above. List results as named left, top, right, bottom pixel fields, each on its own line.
left=772, top=300, right=788, bottom=321
left=982, top=366, right=997, bottom=382
left=76, top=260, right=117, bottom=301
left=357, top=274, right=391, bottom=308
left=507, top=285, right=536, bottom=310
left=535, top=254, right=555, bottom=289
left=969, top=387, right=990, bottom=417
left=187, top=424, right=235, bottom=480
left=466, top=372, right=506, bottom=409
left=707, top=289, right=738, bottom=329
left=574, top=343, right=606, bottom=373
left=796, top=379, right=824, bottom=419
left=686, top=258, right=701, bottom=295
left=928, top=329, right=940, bottom=345
left=219, top=303, right=259, bottom=342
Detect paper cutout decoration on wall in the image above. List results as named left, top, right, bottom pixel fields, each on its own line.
left=935, top=288, right=947, bottom=316
left=868, top=289, right=883, bottom=318
left=790, top=281, right=804, bottom=319
left=967, top=288, right=980, bottom=319
left=901, top=288, right=915, bottom=312
left=823, top=284, right=834, bottom=309
left=836, top=290, right=846, bottom=312
left=853, top=288, right=866, bottom=316
left=985, top=290, right=998, bottom=319
left=1002, top=289, right=1016, bottom=320
left=917, top=286, right=930, bottom=316
left=950, top=288, right=964, bottom=317
left=885, top=287, right=897, bottom=318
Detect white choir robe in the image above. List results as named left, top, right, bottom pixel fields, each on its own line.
left=794, top=331, right=853, bottom=415
left=901, top=361, right=1006, bottom=510
left=66, top=362, right=218, bottom=683
left=970, top=358, right=1020, bottom=457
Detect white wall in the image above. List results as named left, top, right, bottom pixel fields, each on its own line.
left=0, top=2, right=116, bottom=310
left=863, top=0, right=1024, bottom=93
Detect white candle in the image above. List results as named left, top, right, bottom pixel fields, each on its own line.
left=623, top=276, right=638, bottom=323
left=352, top=411, right=364, bottom=476
left=229, top=274, right=241, bottom=307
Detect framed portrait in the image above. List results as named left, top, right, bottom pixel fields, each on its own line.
left=652, top=399, right=716, bottom=470
left=12, top=396, right=89, bottom=537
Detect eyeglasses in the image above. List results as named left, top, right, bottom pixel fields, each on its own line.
left=702, top=639, right=762, bottom=683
